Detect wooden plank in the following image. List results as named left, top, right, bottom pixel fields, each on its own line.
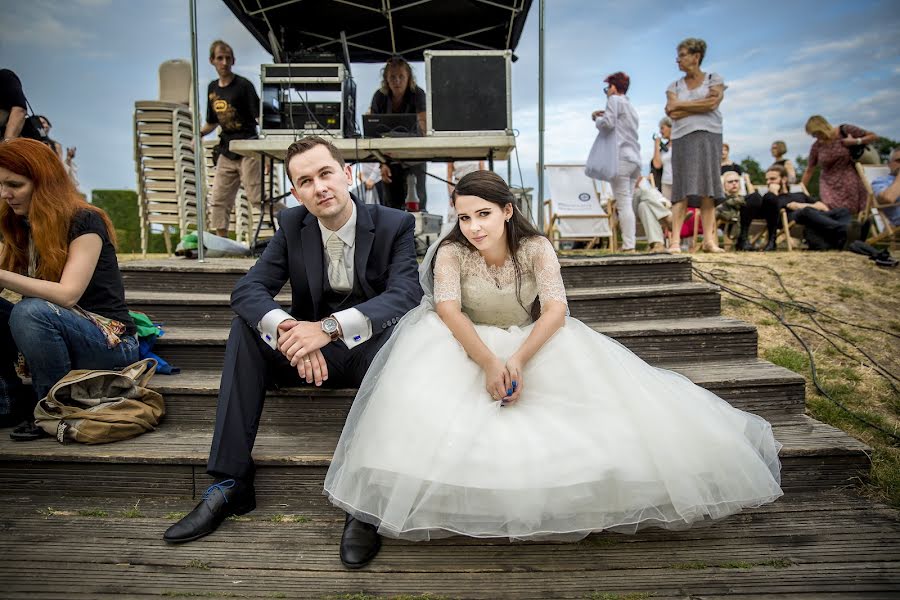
left=0, top=416, right=871, bottom=497
left=1, top=560, right=898, bottom=599
left=151, top=316, right=762, bottom=369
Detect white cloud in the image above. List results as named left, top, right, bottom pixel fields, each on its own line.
left=0, top=12, right=95, bottom=49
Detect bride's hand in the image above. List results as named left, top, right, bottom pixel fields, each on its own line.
left=483, top=357, right=511, bottom=403
left=503, top=355, right=524, bottom=405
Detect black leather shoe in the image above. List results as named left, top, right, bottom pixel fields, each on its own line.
left=340, top=513, right=382, bottom=569
left=735, top=237, right=756, bottom=252
left=9, top=420, right=48, bottom=441
left=163, top=479, right=256, bottom=544
left=763, top=237, right=778, bottom=252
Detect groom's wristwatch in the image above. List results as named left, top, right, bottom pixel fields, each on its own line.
left=321, top=316, right=341, bottom=341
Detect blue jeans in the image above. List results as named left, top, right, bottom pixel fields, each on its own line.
left=0, top=297, right=139, bottom=414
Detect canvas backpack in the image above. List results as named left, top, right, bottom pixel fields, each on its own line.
left=33, top=359, right=165, bottom=444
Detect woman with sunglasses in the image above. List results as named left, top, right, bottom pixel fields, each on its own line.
left=591, top=71, right=641, bottom=251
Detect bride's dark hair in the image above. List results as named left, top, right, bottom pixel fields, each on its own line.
left=434, top=170, right=546, bottom=317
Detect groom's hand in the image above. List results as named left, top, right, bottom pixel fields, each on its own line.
left=277, top=319, right=330, bottom=366
left=297, top=348, right=328, bottom=386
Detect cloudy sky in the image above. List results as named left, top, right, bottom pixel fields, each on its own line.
left=2, top=0, right=898, bottom=221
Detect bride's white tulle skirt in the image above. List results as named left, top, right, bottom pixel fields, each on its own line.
left=324, top=314, right=783, bottom=541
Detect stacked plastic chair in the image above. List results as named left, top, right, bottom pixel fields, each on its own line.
left=133, top=101, right=198, bottom=255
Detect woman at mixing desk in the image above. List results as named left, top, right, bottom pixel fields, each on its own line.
left=369, top=56, right=428, bottom=211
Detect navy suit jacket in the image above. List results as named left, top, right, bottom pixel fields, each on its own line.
left=231, top=197, right=423, bottom=340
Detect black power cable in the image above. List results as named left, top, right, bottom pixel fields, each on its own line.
left=692, top=260, right=900, bottom=445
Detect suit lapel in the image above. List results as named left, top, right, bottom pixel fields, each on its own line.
left=300, top=212, right=324, bottom=317
left=353, top=199, right=376, bottom=297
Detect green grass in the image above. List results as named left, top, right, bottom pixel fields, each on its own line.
left=162, top=593, right=247, bottom=598
left=165, top=511, right=189, bottom=520
left=577, top=535, right=618, bottom=547
left=185, top=559, right=211, bottom=571
left=326, top=595, right=455, bottom=600
left=76, top=509, right=109, bottom=517
left=121, top=501, right=144, bottom=518
left=764, top=345, right=809, bottom=374
left=269, top=513, right=311, bottom=524
left=226, top=515, right=252, bottom=522
left=836, top=285, right=864, bottom=299
left=667, top=561, right=707, bottom=570
left=720, top=558, right=793, bottom=569
left=585, top=593, right=654, bottom=600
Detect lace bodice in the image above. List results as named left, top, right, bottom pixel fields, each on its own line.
left=433, top=237, right=568, bottom=327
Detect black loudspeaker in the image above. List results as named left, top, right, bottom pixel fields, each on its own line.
left=424, top=50, right=512, bottom=135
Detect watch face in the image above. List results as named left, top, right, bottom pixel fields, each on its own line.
left=323, top=318, right=339, bottom=333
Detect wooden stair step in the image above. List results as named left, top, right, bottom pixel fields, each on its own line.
left=150, top=317, right=759, bottom=370
left=127, top=281, right=722, bottom=327
left=566, top=281, right=720, bottom=321
left=0, top=415, right=870, bottom=498
left=119, top=254, right=693, bottom=295
left=149, top=358, right=805, bottom=427
left=0, top=490, right=896, bottom=599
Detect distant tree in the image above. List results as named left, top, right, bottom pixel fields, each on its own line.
left=874, top=137, right=900, bottom=163
left=794, top=156, right=820, bottom=198
left=739, top=156, right=765, bottom=184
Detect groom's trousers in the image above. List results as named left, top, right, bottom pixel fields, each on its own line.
left=207, top=316, right=388, bottom=481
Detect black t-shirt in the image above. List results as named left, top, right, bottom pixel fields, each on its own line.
left=0, top=69, right=40, bottom=140
left=206, top=74, right=259, bottom=160
left=68, top=210, right=135, bottom=335
left=370, top=87, right=427, bottom=132
left=721, top=163, right=743, bottom=176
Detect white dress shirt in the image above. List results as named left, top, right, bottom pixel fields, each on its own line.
left=257, top=202, right=373, bottom=351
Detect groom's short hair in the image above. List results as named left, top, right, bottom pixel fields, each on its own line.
left=284, top=136, right=345, bottom=181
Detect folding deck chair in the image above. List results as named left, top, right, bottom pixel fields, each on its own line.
left=543, top=164, right=617, bottom=251
left=857, top=163, right=897, bottom=250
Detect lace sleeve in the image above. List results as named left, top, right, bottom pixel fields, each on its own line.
left=527, top=237, right=568, bottom=310
left=433, top=243, right=463, bottom=305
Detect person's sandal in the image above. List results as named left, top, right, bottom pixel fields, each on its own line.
left=10, top=420, right=48, bottom=442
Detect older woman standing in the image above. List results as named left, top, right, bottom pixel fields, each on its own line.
left=591, top=71, right=640, bottom=251
left=801, top=115, right=877, bottom=216
left=665, top=38, right=726, bottom=253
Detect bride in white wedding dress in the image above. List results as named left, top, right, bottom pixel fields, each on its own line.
left=324, top=170, right=782, bottom=542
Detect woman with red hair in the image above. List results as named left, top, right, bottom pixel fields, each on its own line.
left=591, top=71, right=641, bottom=251
left=0, top=138, right=137, bottom=438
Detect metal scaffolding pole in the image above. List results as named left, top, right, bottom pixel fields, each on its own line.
left=189, top=0, right=207, bottom=261
left=537, top=0, right=545, bottom=232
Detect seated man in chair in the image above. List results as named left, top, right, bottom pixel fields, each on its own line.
left=752, top=165, right=860, bottom=250
left=871, top=148, right=900, bottom=227
left=717, top=171, right=755, bottom=250
left=741, top=165, right=815, bottom=250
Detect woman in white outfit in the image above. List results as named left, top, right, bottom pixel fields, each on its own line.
left=324, top=170, right=782, bottom=543
left=591, top=71, right=640, bottom=251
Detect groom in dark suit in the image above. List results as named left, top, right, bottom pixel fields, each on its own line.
left=163, top=136, right=423, bottom=568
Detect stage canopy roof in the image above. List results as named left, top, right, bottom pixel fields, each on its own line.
left=221, top=0, right=533, bottom=63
